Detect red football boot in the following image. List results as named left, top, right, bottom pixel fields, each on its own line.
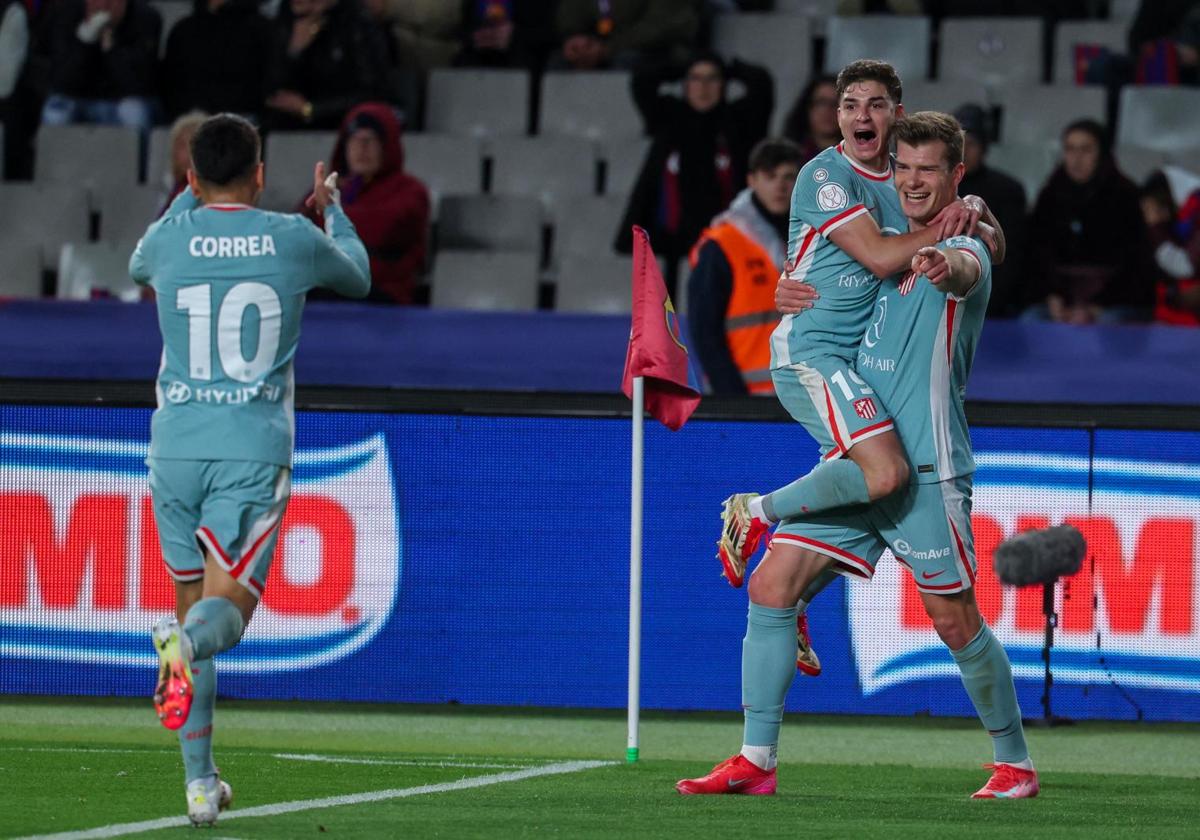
left=676, top=754, right=777, bottom=795
left=971, top=763, right=1040, bottom=799
left=716, top=494, right=771, bottom=587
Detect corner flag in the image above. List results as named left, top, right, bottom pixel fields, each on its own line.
left=621, top=226, right=701, bottom=431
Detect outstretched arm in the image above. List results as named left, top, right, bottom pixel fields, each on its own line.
left=911, top=245, right=981, bottom=299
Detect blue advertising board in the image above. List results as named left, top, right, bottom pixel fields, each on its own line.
left=1, top=405, right=1198, bottom=721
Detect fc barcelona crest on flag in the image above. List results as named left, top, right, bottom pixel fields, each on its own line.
left=854, top=398, right=877, bottom=419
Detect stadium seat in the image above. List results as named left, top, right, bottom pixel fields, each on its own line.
left=145, top=126, right=171, bottom=188
left=56, top=241, right=141, bottom=301
left=35, top=125, right=139, bottom=195
left=939, top=18, right=1044, bottom=92
left=551, top=195, right=626, bottom=264
left=1113, top=145, right=1170, bottom=186
left=901, top=80, right=988, bottom=114
left=154, top=1, right=190, bottom=54
left=600, top=135, right=649, bottom=196
left=1052, top=20, right=1129, bottom=85
left=540, top=71, right=642, bottom=140
left=98, top=184, right=164, bottom=245
left=437, top=195, right=542, bottom=252
left=1117, top=86, right=1200, bottom=154
left=554, top=253, right=634, bottom=314
left=425, top=69, right=530, bottom=137
left=260, top=131, right=335, bottom=212
left=0, top=182, right=91, bottom=259
left=985, top=143, right=1058, bottom=208
left=824, top=16, right=932, bottom=83
left=998, top=85, right=1106, bottom=148
left=428, top=249, right=539, bottom=311
left=488, top=136, right=597, bottom=212
left=0, top=242, right=42, bottom=298
left=772, top=0, right=838, bottom=31
left=1108, top=0, right=1140, bottom=21
left=403, top=133, right=485, bottom=212
left=712, top=14, right=813, bottom=113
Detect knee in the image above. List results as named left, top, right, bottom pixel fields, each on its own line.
left=931, top=613, right=974, bottom=652
left=747, top=570, right=790, bottom=609
left=116, top=97, right=154, bottom=130
left=864, top=456, right=909, bottom=499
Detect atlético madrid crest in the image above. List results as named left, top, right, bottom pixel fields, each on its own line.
left=854, top=398, right=877, bottom=419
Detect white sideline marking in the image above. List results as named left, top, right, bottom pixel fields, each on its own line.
left=13, top=759, right=614, bottom=840
left=274, top=752, right=532, bottom=770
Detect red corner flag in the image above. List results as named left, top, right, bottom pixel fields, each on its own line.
left=621, top=227, right=701, bottom=430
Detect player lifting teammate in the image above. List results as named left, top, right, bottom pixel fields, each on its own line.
left=130, top=114, right=370, bottom=826
left=678, top=111, right=1036, bottom=799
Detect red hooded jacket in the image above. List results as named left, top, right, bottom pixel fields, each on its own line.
left=305, top=103, right=430, bottom=304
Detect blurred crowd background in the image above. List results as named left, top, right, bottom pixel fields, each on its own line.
left=0, top=0, right=1198, bottom=395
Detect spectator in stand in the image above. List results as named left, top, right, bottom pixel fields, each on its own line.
left=301, top=103, right=429, bottom=304
left=1128, top=0, right=1200, bottom=85
left=381, top=0, right=460, bottom=70
left=161, top=0, right=272, bottom=121
left=455, top=0, right=556, bottom=69
left=0, top=0, right=29, bottom=178
left=687, top=138, right=801, bottom=396
left=781, top=74, right=839, bottom=167
left=40, top=0, right=160, bottom=135
left=155, top=110, right=206, bottom=215
left=616, top=52, right=773, bottom=296
left=1141, top=171, right=1200, bottom=325
left=954, top=103, right=1027, bottom=317
left=264, top=0, right=392, bottom=131
left=552, top=0, right=698, bottom=70
left=1022, top=119, right=1154, bottom=324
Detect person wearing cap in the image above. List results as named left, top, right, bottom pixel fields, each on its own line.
left=954, top=103, right=1027, bottom=317
left=616, top=50, right=773, bottom=296
left=301, top=102, right=429, bottom=304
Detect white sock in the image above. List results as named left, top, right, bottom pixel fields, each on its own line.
left=748, top=495, right=767, bottom=523
left=740, top=744, right=777, bottom=771
left=1004, top=756, right=1035, bottom=771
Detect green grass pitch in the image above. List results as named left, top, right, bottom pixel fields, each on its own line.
left=2, top=697, right=1198, bottom=839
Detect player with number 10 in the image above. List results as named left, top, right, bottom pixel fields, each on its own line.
left=129, top=113, right=370, bottom=826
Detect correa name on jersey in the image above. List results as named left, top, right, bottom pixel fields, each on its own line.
left=0, top=432, right=400, bottom=673
left=847, top=450, right=1200, bottom=696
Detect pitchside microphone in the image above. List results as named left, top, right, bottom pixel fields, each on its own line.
left=993, top=525, right=1087, bottom=588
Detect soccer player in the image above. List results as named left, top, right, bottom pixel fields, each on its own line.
left=129, top=113, right=371, bottom=826
left=678, top=112, right=1037, bottom=800
left=714, top=60, right=1003, bottom=676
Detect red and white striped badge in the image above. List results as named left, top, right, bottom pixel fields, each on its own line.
left=854, top=398, right=877, bottom=419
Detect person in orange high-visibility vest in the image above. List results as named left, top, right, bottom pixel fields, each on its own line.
left=687, top=138, right=803, bottom=394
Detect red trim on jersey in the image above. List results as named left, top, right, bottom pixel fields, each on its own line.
left=916, top=579, right=967, bottom=592
left=949, top=517, right=976, bottom=585
left=770, top=533, right=873, bottom=577
left=850, top=419, right=894, bottom=440
left=246, top=577, right=264, bottom=597
left=204, top=204, right=252, bottom=212
left=945, top=299, right=958, bottom=369
left=818, top=204, right=868, bottom=234
left=836, top=142, right=893, bottom=181
left=786, top=226, right=819, bottom=274
left=822, top=382, right=849, bottom=453
left=164, top=563, right=204, bottom=581
left=822, top=446, right=844, bottom=461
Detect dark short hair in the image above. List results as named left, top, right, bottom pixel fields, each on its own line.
left=893, top=111, right=965, bottom=168
left=189, top=114, right=261, bottom=187
left=748, top=137, right=805, bottom=173
left=1062, top=118, right=1110, bottom=156
left=836, top=59, right=902, bottom=106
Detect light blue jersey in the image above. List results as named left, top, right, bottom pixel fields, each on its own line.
left=770, top=142, right=908, bottom=368
left=856, top=235, right=992, bottom=483
left=130, top=191, right=371, bottom=466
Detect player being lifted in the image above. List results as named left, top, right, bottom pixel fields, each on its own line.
left=714, top=60, right=1003, bottom=676
left=130, top=114, right=371, bottom=826
left=678, top=112, right=1036, bottom=799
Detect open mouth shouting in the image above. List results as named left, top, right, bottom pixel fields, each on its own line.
left=852, top=127, right=878, bottom=154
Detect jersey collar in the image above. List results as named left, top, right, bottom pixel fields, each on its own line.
left=836, top=142, right=893, bottom=181
left=204, top=203, right=253, bottom=212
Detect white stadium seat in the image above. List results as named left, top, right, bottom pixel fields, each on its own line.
left=56, top=241, right=142, bottom=301
left=1052, top=20, right=1129, bottom=85
left=426, top=69, right=530, bottom=137
left=599, top=135, right=649, bottom=196
left=900, top=80, right=989, bottom=114
left=403, top=133, right=485, bottom=210
left=429, top=250, right=540, bottom=311
left=712, top=14, right=814, bottom=111
left=999, top=85, right=1107, bottom=148
left=260, top=131, right=335, bottom=212
left=551, top=195, right=626, bottom=264
left=554, top=253, right=634, bottom=314
left=824, top=16, right=932, bottom=83
left=939, top=17, right=1044, bottom=92
left=437, top=195, right=542, bottom=252
left=540, top=72, right=642, bottom=140
left=1117, top=86, right=1200, bottom=154
left=0, top=182, right=92, bottom=259
left=488, top=135, right=597, bottom=212
left=35, top=125, right=140, bottom=195
left=98, top=184, right=165, bottom=245
left=985, top=142, right=1059, bottom=209
left=0, top=242, right=42, bottom=299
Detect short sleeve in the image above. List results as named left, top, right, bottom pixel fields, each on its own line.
left=791, top=157, right=872, bottom=239
left=939, top=235, right=992, bottom=301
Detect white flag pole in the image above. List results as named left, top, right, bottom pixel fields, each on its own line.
left=627, top=375, right=644, bottom=763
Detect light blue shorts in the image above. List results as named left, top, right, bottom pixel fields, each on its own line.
left=772, top=476, right=978, bottom=595
left=147, top=458, right=292, bottom=598
left=772, top=356, right=895, bottom=461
